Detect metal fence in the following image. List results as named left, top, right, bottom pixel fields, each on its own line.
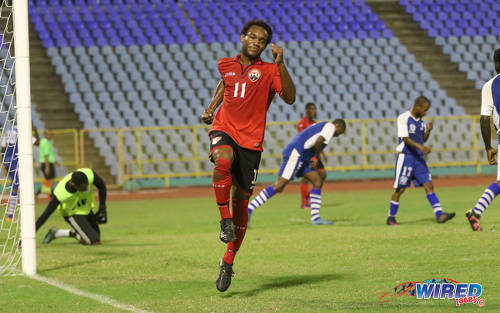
left=47, top=115, right=494, bottom=187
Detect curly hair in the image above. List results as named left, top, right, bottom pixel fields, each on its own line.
left=240, top=20, right=273, bottom=44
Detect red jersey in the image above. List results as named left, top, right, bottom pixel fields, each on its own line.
left=297, top=116, right=316, bottom=133
left=210, top=55, right=283, bottom=151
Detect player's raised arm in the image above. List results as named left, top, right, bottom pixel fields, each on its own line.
left=423, top=121, right=433, bottom=142
left=480, top=115, right=497, bottom=165
left=402, top=137, right=430, bottom=154
left=202, top=79, right=225, bottom=124
left=272, top=43, right=295, bottom=104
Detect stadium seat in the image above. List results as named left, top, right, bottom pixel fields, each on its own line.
left=28, top=0, right=477, bottom=178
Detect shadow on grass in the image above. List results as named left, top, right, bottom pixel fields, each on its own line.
left=399, top=217, right=437, bottom=224
left=329, top=218, right=354, bottom=223
left=42, top=239, right=161, bottom=248
left=37, top=248, right=134, bottom=273
left=103, top=240, right=163, bottom=247
left=250, top=217, right=354, bottom=230
left=224, top=273, right=343, bottom=297
left=37, top=254, right=128, bottom=273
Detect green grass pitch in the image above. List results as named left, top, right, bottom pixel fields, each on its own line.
left=1, top=185, right=499, bottom=312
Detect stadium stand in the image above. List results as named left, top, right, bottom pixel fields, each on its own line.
left=27, top=0, right=475, bottom=180
left=0, top=39, right=66, bottom=182
left=399, top=0, right=500, bottom=89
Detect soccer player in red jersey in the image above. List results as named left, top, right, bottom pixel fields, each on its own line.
left=297, top=103, right=327, bottom=209
left=297, top=103, right=317, bottom=133
left=201, top=20, right=296, bottom=292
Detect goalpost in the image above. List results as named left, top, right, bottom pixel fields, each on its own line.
left=0, top=0, right=35, bottom=275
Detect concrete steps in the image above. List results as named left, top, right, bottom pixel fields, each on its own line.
left=367, top=0, right=480, bottom=114
left=29, top=22, right=116, bottom=185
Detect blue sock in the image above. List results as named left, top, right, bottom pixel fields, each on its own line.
left=310, top=188, right=322, bottom=222
left=388, top=201, right=399, bottom=218
left=426, top=192, right=442, bottom=218
left=473, top=182, right=500, bottom=216
left=248, top=186, right=276, bottom=215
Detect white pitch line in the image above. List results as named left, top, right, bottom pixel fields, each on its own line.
left=30, top=274, right=154, bottom=313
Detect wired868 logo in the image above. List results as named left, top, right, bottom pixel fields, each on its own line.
left=416, top=281, right=484, bottom=307
left=378, top=278, right=485, bottom=307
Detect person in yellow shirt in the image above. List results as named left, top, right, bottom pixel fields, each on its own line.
left=35, top=168, right=107, bottom=245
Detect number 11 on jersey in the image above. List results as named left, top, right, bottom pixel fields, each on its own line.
left=234, top=82, right=246, bottom=98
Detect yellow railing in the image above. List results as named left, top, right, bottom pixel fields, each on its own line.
left=46, top=115, right=495, bottom=187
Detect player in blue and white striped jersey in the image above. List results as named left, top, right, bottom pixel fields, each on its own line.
left=247, top=119, right=346, bottom=225
left=466, top=48, right=500, bottom=231
left=387, top=96, right=455, bottom=225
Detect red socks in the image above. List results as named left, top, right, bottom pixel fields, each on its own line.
left=223, top=199, right=249, bottom=265
left=213, top=158, right=233, bottom=219
left=300, top=183, right=310, bottom=206
left=213, top=157, right=249, bottom=265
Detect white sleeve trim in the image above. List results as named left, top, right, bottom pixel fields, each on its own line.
left=480, top=78, right=494, bottom=116
left=303, top=123, right=336, bottom=149
left=397, top=112, right=409, bottom=138
left=319, top=123, right=336, bottom=145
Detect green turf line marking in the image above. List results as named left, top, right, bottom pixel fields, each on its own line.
left=30, top=274, right=154, bottom=313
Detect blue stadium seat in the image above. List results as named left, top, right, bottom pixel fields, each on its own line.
left=30, top=0, right=475, bottom=178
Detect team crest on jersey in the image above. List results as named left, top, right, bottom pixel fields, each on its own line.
left=409, top=124, right=416, bottom=134
left=248, top=68, right=261, bottom=82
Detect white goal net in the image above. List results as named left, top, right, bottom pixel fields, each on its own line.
left=0, top=0, right=36, bottom=276
left=0, top=0, right=21, bottom=276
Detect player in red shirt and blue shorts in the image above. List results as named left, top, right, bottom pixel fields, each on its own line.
left=297, top=102, right=327, bottom=209
left=201, top=20, right=296, bottom=292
